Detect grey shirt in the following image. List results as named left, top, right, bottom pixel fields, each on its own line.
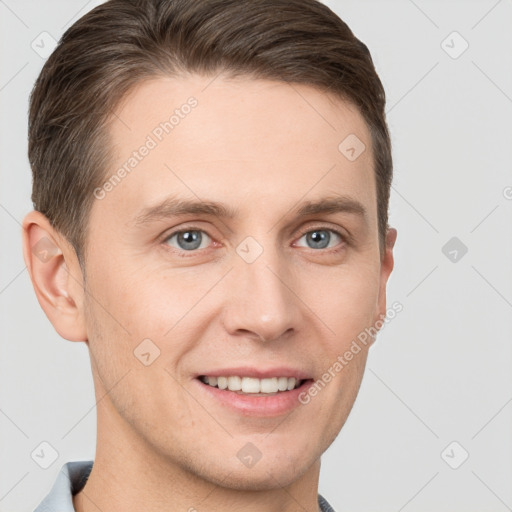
left=34, top=460, right=336, bottom=512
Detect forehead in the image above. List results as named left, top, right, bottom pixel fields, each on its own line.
left=94, top=74, right=376, bottom=227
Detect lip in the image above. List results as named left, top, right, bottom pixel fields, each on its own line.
left=193, top=374, right=315, bottom=417
left=194, top=366, right=312, bottom=380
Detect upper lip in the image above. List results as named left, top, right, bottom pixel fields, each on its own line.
left=195, top=366, right=312, bottom=380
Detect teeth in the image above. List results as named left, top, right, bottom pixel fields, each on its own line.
left=227, top=376, right=242, bottom=391
left=200, top=375, right=303, bottom=393
left=241, top=377, right=260, bottom=393
left=261, top=377, right=278, bottom=393
left=277, top=377, right=288, bottom=391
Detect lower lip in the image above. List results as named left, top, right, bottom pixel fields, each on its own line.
left=194, top=378, right=314, bottom=417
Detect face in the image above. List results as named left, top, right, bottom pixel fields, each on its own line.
left=63, top=75, right=394, bottom=489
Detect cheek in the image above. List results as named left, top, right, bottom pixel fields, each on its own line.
left=83, top=263, right=206, bottom=378
left=311, top=261, right=380, bottom=344
left=86, top=259, right=186, bottom=338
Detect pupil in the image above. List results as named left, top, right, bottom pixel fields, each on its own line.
left=179, top=231, right=201, bottom=250
left=308, top=230, right=329, bottom=249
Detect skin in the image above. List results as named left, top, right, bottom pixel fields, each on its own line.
left=22, top=74, right=396, bottom=512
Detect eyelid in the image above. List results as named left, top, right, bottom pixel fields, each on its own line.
left=160, top=224, right=215, bottom=250
left=293, top=226, right=348, bottom=252
left=294, top=223, right=351, bottom=245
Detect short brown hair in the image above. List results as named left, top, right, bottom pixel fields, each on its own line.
left=28, top=0, right=392, bottom=269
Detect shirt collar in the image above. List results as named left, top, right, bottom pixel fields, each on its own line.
left=34, top=460, right=93, bottom=512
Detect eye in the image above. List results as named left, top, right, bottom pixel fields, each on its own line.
left=295, top=228, right=344, bottom=250
left=160, top=225, right=346, bottom=256
left=163, top=229, right=212, bottom=252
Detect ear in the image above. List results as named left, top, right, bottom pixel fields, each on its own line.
left=370, top=227, right=397, bottom=344
left=21, top=210, right=88, bottom=342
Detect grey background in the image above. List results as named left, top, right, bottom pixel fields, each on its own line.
left=1, top=0, right=511, bottom=510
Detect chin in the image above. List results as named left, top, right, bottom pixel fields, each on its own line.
left=209, top=464, right=308, bottom=492
left=196, top=448, right=319, bottom=492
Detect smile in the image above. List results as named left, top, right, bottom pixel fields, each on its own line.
left=198, top=375, right=303, bottom=394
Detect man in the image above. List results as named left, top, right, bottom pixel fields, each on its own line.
left=23, top=0, right=396, bottom=510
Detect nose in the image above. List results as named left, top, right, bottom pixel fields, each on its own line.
left=220, top=244, right=302, bottom=343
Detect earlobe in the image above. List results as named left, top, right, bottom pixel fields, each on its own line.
left=22, top=211, right=88, bottom=342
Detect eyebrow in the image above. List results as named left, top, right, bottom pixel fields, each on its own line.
left=133, top=195, right=368, bottom=226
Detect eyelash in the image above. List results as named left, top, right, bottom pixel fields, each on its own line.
left=160, top=224, right=348, bottom=257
